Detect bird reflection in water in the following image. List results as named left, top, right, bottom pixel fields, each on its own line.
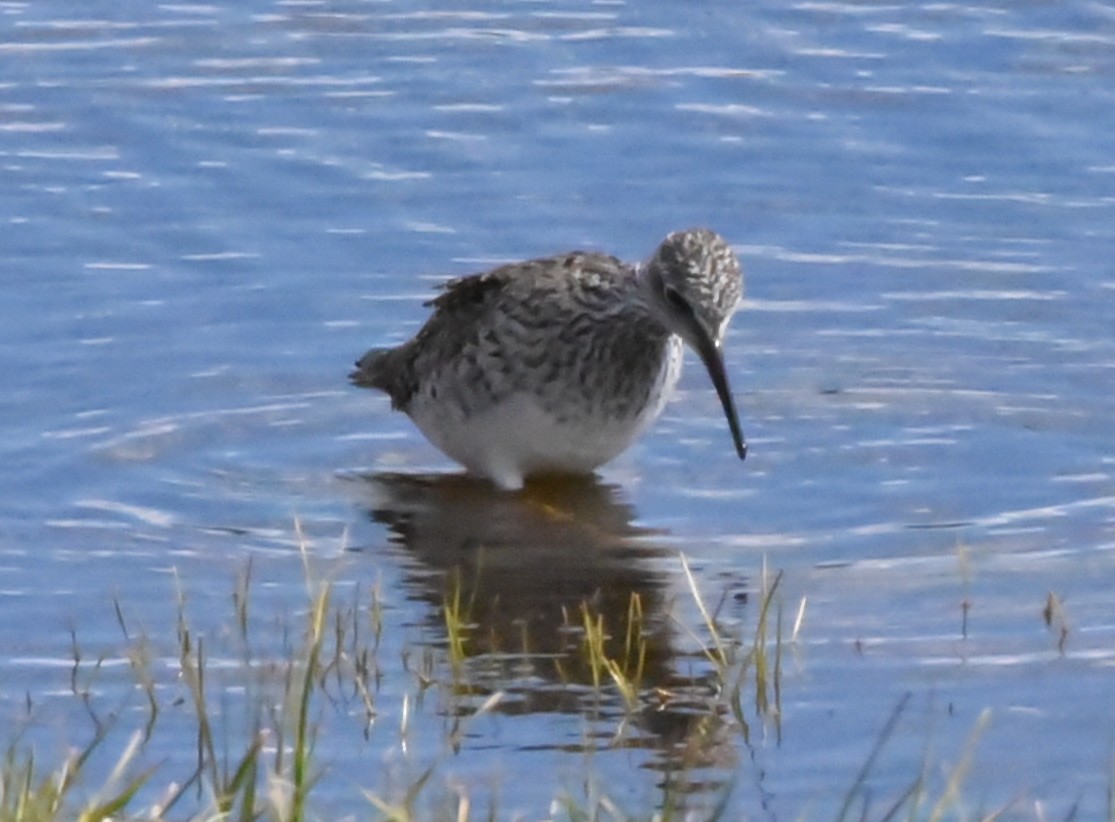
left=354, top=472, right=740, bottom=781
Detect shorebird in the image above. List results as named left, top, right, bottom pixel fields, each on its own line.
left=350, top=228, right=747, bottom=490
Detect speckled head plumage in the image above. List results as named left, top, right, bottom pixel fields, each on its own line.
left=638, top=228, right=747, bottom=461
left=640, top=228, right=743, bottom=346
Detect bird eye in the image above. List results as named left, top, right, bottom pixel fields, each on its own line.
left=663, top=286, right=689, bottom=313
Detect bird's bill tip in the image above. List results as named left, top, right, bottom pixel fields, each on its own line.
left=694, top=333, right=747, bottom=462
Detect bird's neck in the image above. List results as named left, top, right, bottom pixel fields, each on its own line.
left=632, top=262, right=678, bottom=336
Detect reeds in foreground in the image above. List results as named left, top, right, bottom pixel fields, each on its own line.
left=0, top=534, right=1074, bottom=821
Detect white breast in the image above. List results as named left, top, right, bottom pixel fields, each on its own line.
left=408, top=337, right=684, bottom=490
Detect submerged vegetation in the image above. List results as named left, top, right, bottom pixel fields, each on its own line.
left=0, top=528, right=1084, bottom=821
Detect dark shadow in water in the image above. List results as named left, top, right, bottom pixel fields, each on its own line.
left=357, top=472, right=670, bottom=675
left=351, top=471, right=739, bottom=781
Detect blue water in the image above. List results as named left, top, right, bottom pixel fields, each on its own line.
left=2, top=0, right=1114, bottom=818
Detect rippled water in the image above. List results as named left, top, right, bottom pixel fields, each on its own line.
left=2, top=0, right=1115, bottom=818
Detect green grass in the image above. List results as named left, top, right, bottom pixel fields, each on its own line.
left=0, top=533, right=1091, bottom=822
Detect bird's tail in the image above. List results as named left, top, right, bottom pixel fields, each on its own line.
left=350, top=345, right=416, bottom=411
left=349, top=347, right=394, bottom=391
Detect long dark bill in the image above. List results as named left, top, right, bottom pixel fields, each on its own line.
left=694, top=330, right=748, bottom=461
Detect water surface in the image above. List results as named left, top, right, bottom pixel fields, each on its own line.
left=2, top=0, right=1114, bottom=817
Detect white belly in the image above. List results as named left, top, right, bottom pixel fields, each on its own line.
left=407, top=340, right=683, bottom=490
